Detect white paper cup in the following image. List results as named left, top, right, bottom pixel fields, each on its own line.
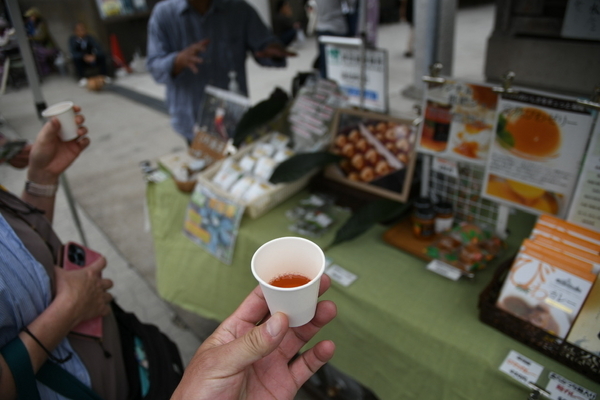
left=251, top=237, right=325, bottom=327
left=41, top=101, right=78, bottom=141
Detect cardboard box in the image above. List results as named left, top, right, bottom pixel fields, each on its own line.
left=567, top=279, right=600, bottom=356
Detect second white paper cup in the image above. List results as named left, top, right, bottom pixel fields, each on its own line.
left=251, top=237, right=325, bottom=327
left=41, top=101, right=78, bottom=141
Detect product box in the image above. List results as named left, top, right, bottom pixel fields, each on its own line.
left=530, top=223, right=600, bottom=256
left=522, top=239, right=594, bottom=275
left=196, top=133, right=315, bottom=219
left=496, top=245, right=596, bottom=339
left=531, top=235, right=600, bottom=274
left=537, top=214, right=600, bottom=246
left=566, top=279, right=600, bottom=356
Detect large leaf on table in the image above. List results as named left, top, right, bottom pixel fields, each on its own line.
left=329, top=199, right=411, bottom=249
left=233, top=87, right=289, bottom=147
left=269, top=151, right=343, bottom=184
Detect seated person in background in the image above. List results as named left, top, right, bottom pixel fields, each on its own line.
left=273, top=0, right=301, bottom=47
left=68, top=22, right=109, bottom=87
left=24, top=7, right=58, bottom=76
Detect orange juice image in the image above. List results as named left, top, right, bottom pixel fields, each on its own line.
left=486, top=175, right=560, bottom=215
left=496, top=107, right=561, bottom=160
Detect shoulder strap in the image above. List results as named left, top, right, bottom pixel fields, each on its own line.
left=0, top=337, right=41, bottom=400
left=37, top=362, right=105, bottom=400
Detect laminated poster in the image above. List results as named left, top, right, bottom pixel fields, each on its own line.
left=567, top=118, right=600, bottom=232
left=183, top=185, right=245, bottom=265
left=417, top=80, right=498, bottom=164
left=482, top=92, right=594, bottom=218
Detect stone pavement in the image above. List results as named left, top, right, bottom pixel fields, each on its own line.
left=0, top=4, right=494, bottom=397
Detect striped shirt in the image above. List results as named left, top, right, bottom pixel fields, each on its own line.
left=147, top=0, right=283, bottom=142
left=0, top=214, right=91, bottom=399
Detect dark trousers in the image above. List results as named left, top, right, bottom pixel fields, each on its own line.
left=278, top=29, right=297, bottom=47
left=73, top=54, right=107, bottom=79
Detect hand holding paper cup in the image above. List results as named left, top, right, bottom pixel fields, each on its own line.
left=251, top=237, right=325, bottom=327
left=41, top=101, right=79, bottom=141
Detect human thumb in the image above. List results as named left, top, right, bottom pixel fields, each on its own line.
left=223, top=312, right=289, bottom=372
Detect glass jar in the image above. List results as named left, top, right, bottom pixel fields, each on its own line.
left=434, top=201, right=454, bottom=234
left=412, top=207, right=435, bottom=239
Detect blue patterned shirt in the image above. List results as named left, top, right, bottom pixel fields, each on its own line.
left=147, top=0, right=283, bottom=141
left=0, top=214, right=91, bottom=399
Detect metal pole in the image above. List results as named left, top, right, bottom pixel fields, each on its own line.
left=4, top=0, right=46, bottom=116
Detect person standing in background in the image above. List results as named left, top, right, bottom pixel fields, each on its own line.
left=146, top=0, right=295, bottom=145
left=307, top=0, right=348, bottom=78
left=400, top=0, right=414, bottom=57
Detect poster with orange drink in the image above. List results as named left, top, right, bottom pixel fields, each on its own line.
left=483, top=91, right=594, bottom=218
left=417, top=80, right=498, bottom=164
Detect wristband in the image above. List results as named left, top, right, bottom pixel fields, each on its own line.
left=25, top=180, right=58, bottom=197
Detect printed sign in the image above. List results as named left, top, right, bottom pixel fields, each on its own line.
left=546, top=372, right=597, bottom=400
left=324, top=45, right=388, bottom=113
left=499, top=350, right=544, bottom=386
left=417, top=80, right=498, bottom=164
left=567, top=119, right=600, bottom=232
left=483, top=91, right=594, bottom=218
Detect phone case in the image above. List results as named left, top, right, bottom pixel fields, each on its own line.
left=62, top=242, right=104, bottom=339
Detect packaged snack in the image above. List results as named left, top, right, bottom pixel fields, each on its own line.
left=242, top=181, right=274, bottom=203
left=238, top=155, right=258, bottom=173
left=212, top=162, right=244, bottom=191
left=253, top=157, right=277, bottom=181
left=229, top=175, right=256, bottom=200
left=252, top=142, right=276, bottom=159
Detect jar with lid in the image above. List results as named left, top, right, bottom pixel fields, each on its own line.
left=413, top=197, right=432, bottom=212
left=412, top=207, right=435, bottom=239
left=434, top=201, right=454, bottom=234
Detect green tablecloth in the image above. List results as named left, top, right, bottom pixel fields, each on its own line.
left=147, top=178, right=600, bottom=400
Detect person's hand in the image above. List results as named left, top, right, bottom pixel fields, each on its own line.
left=83, top=54, right=96, bottom=64
left=173, top=39, right=210, bottom=75
left=53, top=256, right=114, bottom=328
left=171, top=275, right=337, bottom=400
left=27, top=105, right=89, bottom=185
left=254, top=42, right=297, bottom=59
left=7, top=144, right=32, bottom=168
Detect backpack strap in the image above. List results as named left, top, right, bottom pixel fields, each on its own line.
left=37, top=362, right=104, bottom=400
left=0, top=337, right=41, bottom=400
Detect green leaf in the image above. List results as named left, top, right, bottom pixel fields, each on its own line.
left=328, top=199, right=410, bottom=248
left=233, top=88, right=289, bottom=147
left=269, top=151, right=343, bottom=184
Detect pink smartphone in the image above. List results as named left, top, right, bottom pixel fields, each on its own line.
left=61, top=242, right=104, bottom=339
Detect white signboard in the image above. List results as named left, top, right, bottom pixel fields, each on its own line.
left=324, top=44, right=388, bottom=113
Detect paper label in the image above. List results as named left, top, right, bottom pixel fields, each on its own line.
left=432, top=157, right=459, bottom=178
left=426, top=260, right=462, bottom=281
left=325, top=263, right=357, bottom=287
left=499, top=350, right=543, bottom=386
left=546, top=372, right=596, bottom=400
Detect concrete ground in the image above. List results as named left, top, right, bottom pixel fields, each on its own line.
left=0, top=4, right=494, bottom=398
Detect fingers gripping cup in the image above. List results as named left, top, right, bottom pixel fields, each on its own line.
left=251, top=237, right=325, bottom=327
left=41, top=101, right=78, bottom=141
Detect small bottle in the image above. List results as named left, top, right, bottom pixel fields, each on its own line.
left=413, top=197, right=432, bottom=212
left=228, top=70, right=240, bottom=94
left=433, top=201, right=454, bottom=234
left=412, top=207, right=435, bottom=240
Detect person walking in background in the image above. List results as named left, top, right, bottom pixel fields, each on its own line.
left=146, top=0, right=295, bottom=145
left=307, top=0, right=348, bottom=78
left=400, top=0, right=414, bottom=57
left=23, top=7, right=58, bottom=76
left=273, top=0, right=302, bottom=47
left=68, top=22, right=109, bottom=87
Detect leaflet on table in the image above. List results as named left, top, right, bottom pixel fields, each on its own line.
left=545, top=372, right=597, bottom=400
left=482, top=91, right=594, bottom=218
left=196, top=85, right=251, bottom=142
left=496, top=242, right=596, bottom=339
left=0, top=127, right=28, bottom=164
left=416, top=79, right=498, bottom=164
left=183, top=185, right=245, bottom=265
left=567, top=118, right=600, bottom=232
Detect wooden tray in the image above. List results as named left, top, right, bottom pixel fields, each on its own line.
left=382, top=218, right=437, bottom=261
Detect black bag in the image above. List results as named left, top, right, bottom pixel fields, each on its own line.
left=111, top=302, right=184, bottom=400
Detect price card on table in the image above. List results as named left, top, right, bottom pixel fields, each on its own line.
left=499, top=350, right=544, bottom=386
left=426, top=259, right=462, bottom=281
left=546, top=372, right=596, bottom=400
left=325, top=258, right=357, bottom=287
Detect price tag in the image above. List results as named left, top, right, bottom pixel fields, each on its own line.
left=426, top=260, right=462, bottom=281
left=499, top=350, right=543, bottom=386
left=432, top=157, right=459, bottom=179
left=325, top=263, right=357, bottom=287
left=546, top=372, right=596, bottom=400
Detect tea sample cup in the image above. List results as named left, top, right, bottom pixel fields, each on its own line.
left=251, top=236, right=325, bottom=327
left=41, top=101, right=79, bottom=141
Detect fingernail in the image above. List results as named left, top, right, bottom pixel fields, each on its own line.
left=266, top=313, right=283, bottom=337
